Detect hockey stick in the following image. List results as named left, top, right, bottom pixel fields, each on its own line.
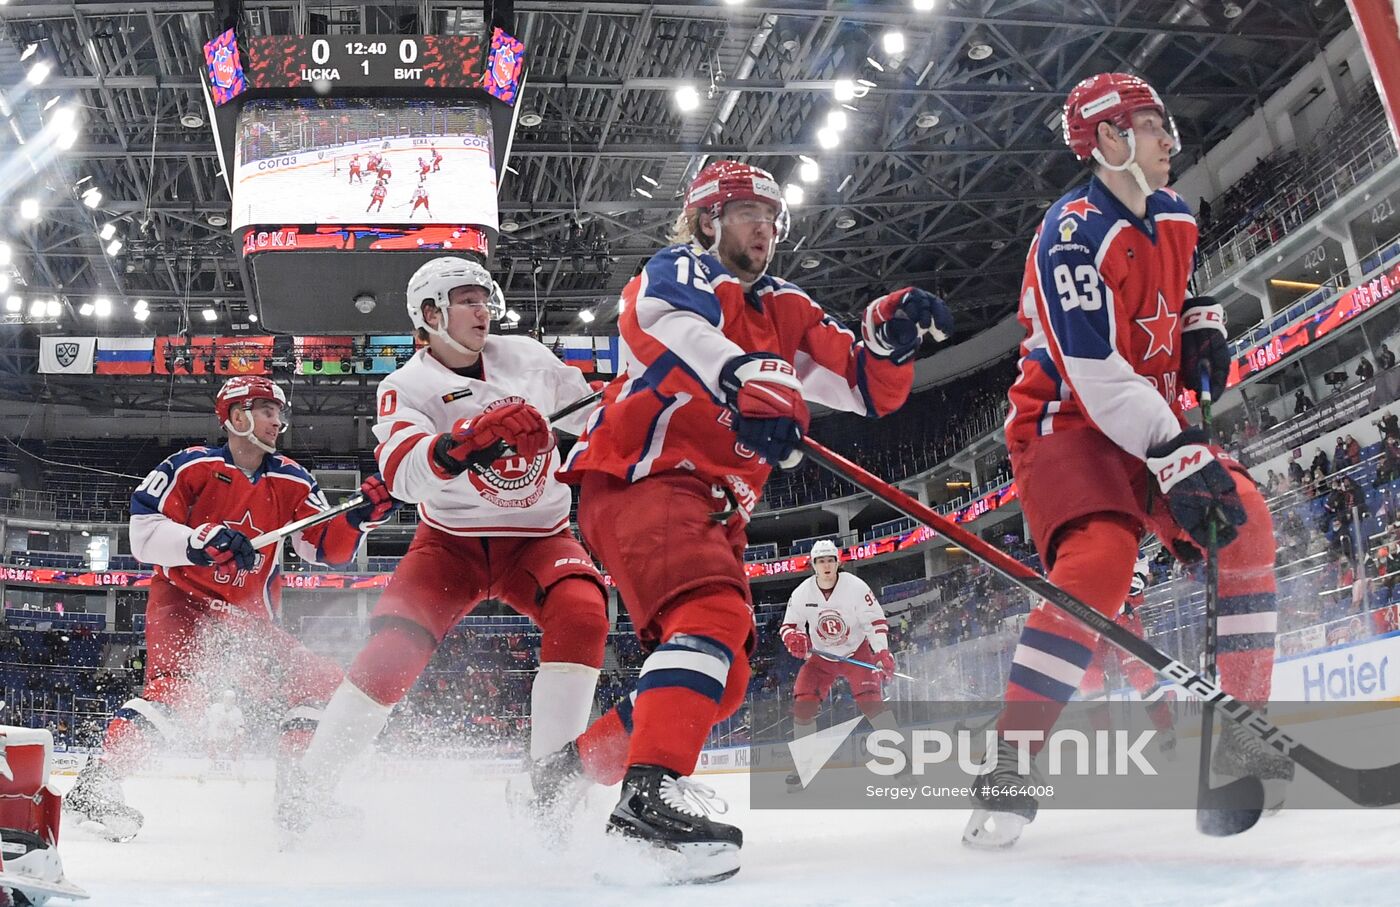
left=462, top=388, right=605, bottom=475
left=1192, top=370, right=1265, bottom=836
left=799, top=436, right=1400, bottom=807
left=249, top=494, right=366, bottom=549
left=811, top=648, right=918, bottom=682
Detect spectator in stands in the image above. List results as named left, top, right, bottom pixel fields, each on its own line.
left=1380, top=437, right=1400, bottom=489
left=1357, top=356, right=1376, bottom=383
left=1295, top=389, right=1314, bottom=415
left=1311, top=447, right=1330, bottom=476
left=1380, top=344, right=1397, bottom=371
left=1346, top=435, right=1362, bottom=466
left=1198, top=197, right=1212, bottom=229
left=1287, top=458, right=1305, bottom=488
left=1260, top=408, right=1279, bottom=431
left=1381, top=412, right=1400, bottom=441
left=1264, top=469, right=1282, bottom=497
left=1334, top=437, right=1351, bottom=472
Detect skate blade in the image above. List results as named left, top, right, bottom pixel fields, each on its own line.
left=961, top=809, right=1027, bottom=850
left=595, top=838, right=740, bottom=886
left=74, top=815, right=141, bottom=844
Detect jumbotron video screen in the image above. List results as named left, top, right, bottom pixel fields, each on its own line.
left=231, top=99, right=496, bottom=231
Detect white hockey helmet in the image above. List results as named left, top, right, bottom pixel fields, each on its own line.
left=810, top=539, right=840, bottom=563
left=406, top=256, right=507, bottom=355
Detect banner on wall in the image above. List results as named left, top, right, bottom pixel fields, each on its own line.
left=38, top=337, right=96, bottom=374
left=356, top=335, right=416, bottom=374
left=295, top=336, right=355, bottom=375
left=154, top=336, right=218, bottom=374
left=214, top=336, right=274, bottom=375
left=94, top=338, right=154, bottom=375
left=1346, top=0, right=1400, bottom=149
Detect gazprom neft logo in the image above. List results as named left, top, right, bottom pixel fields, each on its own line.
left=789, top=724, right=1159, bottom=788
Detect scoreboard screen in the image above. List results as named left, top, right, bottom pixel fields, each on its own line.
left=230, top=98, right=496, bottom=232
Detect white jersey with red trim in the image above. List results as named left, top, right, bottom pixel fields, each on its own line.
left=128, top=445, right=367, bottom=619
left=560, top=242, right=912, bottom=517
left=373, top=337, right=595, bottom=537
left=780, top=572, right=889, bottom=658
left=1006, top=177, right=1198, bottom=460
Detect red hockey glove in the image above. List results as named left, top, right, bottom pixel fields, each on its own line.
left=719, top=353, right=810, bottom=469
left=187, top=523, right=257, bottom=571
left=1180, top=296, right=1229, bottom=396
left=1146, top=428, right=1246, bottom=553
left=432, top=402, right=554, bottom=476
left=346, top=473, right=401, bottom=529
left=784, top=632, right=811, bottom=660
left=874, top=650, right=896, bottom=681
left=862, top=287, right=953, bottom=365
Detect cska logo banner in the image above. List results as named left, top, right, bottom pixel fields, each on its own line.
left=202, top=28, right=247, bottom=105
left=480, top=28, right=526, bottom=105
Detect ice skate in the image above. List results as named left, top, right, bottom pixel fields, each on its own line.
left=64, top=760, right=143, bottom=844
left=1212, top=720, right=1293, bottom=813
left=785, top=770, right=803, bottom=792
left=606, top=765, right=741, bottom=884
left=274, top=764, right=362, bottom=849
left=962, top=739, right=1039, bottom=850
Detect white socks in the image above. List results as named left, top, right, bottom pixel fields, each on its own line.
left=529, top=662, right=601, bottom=760
left=298, top=680, right=393, bottom=785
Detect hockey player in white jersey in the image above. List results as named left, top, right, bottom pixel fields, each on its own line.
left=201, top=690, right=246, bottom=782
left=279, top=256, right=609, bottom=835
left=779, top=539, right=900, bottom=789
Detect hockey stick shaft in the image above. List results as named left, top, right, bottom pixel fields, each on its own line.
left=250, top=493, right=366, bottom=549
left=799, top=436, right=1400, bottom=806
left=1199, top=369, right=1220, bottom=777
left=463, top=388, right=604, bottom=474
left=811, top=648, right=917, bottom=681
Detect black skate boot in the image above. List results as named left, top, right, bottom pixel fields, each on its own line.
left=65, top=760, right=143, bottom=843
left=962, top=739, right=1039, bottom=849
left=1212, top=720, right=1294, bottom=814
left=607, top=765, right=742, bottom=884
left=784, top=770, right=803, bottom=792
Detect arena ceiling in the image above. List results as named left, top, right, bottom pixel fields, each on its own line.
left=0, top=0, right=1353, bottom=414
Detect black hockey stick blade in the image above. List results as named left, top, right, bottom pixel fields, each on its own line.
left=799, top=437, right=1400, bottom=809
left=1195, top=775, right=1265, bottom=837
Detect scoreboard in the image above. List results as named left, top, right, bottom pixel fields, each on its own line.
left=199, top=25, right=526, bottom=334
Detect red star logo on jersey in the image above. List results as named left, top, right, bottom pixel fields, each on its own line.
left=1061, top=197, right=1101, bottom=220
left=226, top=511, right=263, bottom=541
left=1134, top=293, right=1178, bottom=361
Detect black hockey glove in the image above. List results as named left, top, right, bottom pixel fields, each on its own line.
left=1180, top=296, right=1229, bottom=395
left=1146, top=428, right=1246, bottom=552
left=862, top=288, right=953, bottom=365
left=187, top=522, right=258, bottom=570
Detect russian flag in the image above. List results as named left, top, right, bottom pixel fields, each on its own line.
left=95, top=338, right=154, bottom=375
left=560, top=336, right=593, bottom=371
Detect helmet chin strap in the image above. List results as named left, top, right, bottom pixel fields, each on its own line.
left=225, top=411, right=277, bottom=455
left=1092, top=128, right=1155, bottom=196
left=429, top=304, right=484, bottom=358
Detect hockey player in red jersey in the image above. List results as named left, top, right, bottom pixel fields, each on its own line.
left=780, top=539, right=898, bottom=791
left=531, top=160, right=950, bottom=882
left=280, top=257, right=609, bottom=837
left=366, top=152, right=381, bottom=173
left=366, top=179, right=386, bottom=213
left=1078, top=556, right=1177, bottom=751
left=431, top=149, right=442, bottom=172
left=963, top=72, right=1289, bottom=849
left=410, top=182, right=430, bottom=218
left=418, top=156, right=431, bottom=179
left=378, top=158, right=392, bottom=182
left=64, top=376, right=399, bottom=842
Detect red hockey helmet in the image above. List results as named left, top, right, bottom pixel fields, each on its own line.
left=1062, top=72, right=1179, bottom=161
left=685, top=160, right=790, bottom=242
left=216, top=376, right=289, bottom=430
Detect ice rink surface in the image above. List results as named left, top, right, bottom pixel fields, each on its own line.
left=53, top=759, right=1400, bottom=906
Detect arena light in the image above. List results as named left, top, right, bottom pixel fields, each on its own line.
left=133, top=298, right=148, bottom=313
left=247, top=312, right=257, bottom=323
left=105, top=239, right=122, bottom=256
left=506, top=309, right=522, bottom=323
left=816, top=127, right=840, bottom=149
left=25, top=60, right=51, bottom=85
left=78, top=302, right=94, bottom=316
left=94, top=296, right=111, bottom=317
left=578, top=308, right=596, bottom=324
left=44, top=298, right=60, bottom=318
left=19, top=198, right=40, bottom=220
left=133, top=309, right=149, bottom=322
left=784, top=183, right=805, bottom=206
left=835, top=213, right=857, bottom=229
left=0, top=274, right=8, bottom=293
left=826, top=110, right=848, bottom=131
left=99, top=222, right=116, bottom=240
left=832, top=79, right=856, bottom=102
left=19, top=43, right=37, bottom=62
left=81, top=188, right=102, bottom=209
left=49, top=105, right=77, bottom=131
left=0, top=242, right=10, bottom=266
left=56, top=128, right=79, bottom=150
left=799, top=159, right=819, bottom=183
left=913, top=0, right=935, bottom=9
left=4, top=296, right=20, bottom=314
left=201, top=307, right=218, bottom=322
left=27, top=300, right=44, bottom=318
left=674, top=84, right=701, bottom=113
left=882, top=31, right=906, bottom=55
